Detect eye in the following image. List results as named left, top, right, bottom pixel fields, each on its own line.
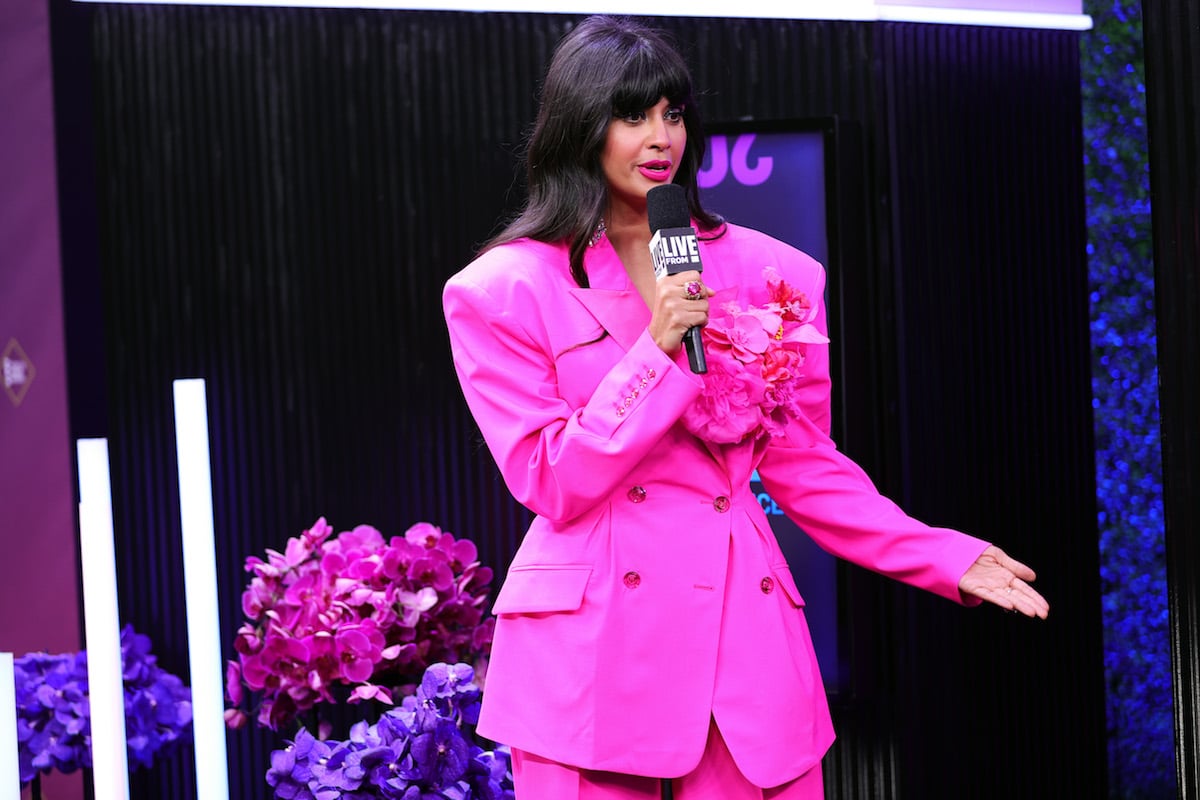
left=665, top=106, right=686, bottom=123
left=615, top=109, right=647, bottom=123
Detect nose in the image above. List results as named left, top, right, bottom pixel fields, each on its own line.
left=648, top=114, right=674, bottom=151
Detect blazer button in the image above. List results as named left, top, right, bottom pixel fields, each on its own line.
left=627, top=485, right=647, bottom=503
left=761, top=576, right=775, bottom=594
left=623, top=571, right=642, bottom=589
left=713, top=495, right=731, bottom=513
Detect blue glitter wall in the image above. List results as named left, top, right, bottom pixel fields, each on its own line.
left=1081, top=2, right=1174, bottom=796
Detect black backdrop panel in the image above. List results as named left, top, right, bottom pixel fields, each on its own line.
left=1143, top=0, right=1200, bottom=794
left=74, top=7, right=1103, bottom=797
left=878, top=22, right=1102, bottom=798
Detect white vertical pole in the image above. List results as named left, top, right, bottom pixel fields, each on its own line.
left=172, top=379, right=230, bottom=800
left=76, top=438, right=131, bottom=800
left=0, top=652, right=20, bottom=800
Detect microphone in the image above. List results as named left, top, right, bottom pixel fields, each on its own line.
left=647, top=184, right=707, bottom=374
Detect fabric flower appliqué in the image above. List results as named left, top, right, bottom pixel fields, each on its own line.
left=683, top=267, right=829, bottom=444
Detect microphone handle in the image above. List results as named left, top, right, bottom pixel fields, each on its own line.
left=683, top=324, right=707, bottom=373
left=667, top=259, right=706, bottom=374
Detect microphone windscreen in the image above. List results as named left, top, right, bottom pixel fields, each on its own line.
left=646, top=184, right=690, bottom=233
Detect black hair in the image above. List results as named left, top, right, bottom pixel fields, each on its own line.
left=483, top=15, right=723, bottom=287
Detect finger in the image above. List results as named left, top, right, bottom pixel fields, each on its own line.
left=674, top=270, right=702, bottom=283
left=982, top=578, right=1049, bottom=619
left=970, top=580, right=1043, bottom=618
left=669, top=272, right=714, bottom=297
left=986, top=545, right=1037, bottom=582
left=1010, top=593, right=1049, bottom=619
left=969, top=582, right=1017, bottom=609
left=1009, top=578, right=1050, bottom=618
left=680, top=310, right=709, bottom=331
left=659, top=280, right=708, bottom=306
left=1000, top=554, right=1038, bottom=582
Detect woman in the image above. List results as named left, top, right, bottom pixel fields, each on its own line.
left=442, top=15, right=1048, bottom=800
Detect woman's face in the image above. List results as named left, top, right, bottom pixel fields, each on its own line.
left=600, top=97, right=687, bottom=218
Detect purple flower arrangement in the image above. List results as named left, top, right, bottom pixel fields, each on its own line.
left=13, top=624, right=194, bottom=785
left=120, top=625, right=195, bottom=769
left=266, top=662, right=514, bottom=800
left=13, top=650, right=89, bottom=782
left=225, top=519, right=496, bottom=732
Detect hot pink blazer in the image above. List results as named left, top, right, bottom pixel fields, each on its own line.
left=442, top=223, right=987, bottom=788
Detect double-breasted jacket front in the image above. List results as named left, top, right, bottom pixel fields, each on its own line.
left=442, top=223, right=987, bottom=788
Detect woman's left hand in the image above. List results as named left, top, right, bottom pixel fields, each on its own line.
left=958, top=545, right=1050, bottom=618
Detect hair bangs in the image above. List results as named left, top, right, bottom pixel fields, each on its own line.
left=610, top=44, right=692, bottom=115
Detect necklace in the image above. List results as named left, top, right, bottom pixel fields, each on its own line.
left=588, top=218, right=607, bottom=247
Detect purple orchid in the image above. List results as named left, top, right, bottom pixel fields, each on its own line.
left=266, top=662, right=513, bottom=800
left=14, top=625, right=192, bottom=786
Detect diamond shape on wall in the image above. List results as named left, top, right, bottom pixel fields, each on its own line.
left=2, top=338, right=36, bottom=407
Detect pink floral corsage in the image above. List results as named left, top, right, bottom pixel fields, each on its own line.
left=682, top=267, right=829, bottom=444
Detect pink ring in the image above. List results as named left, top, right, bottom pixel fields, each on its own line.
left=685, top=280, right=703, bottom=300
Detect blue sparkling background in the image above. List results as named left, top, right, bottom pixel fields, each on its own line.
left=1080, top=2, right=1174, bottom=796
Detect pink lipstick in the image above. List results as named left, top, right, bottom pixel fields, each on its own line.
left=638, top=160, right=673, bottom=181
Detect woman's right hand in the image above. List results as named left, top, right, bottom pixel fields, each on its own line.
left=648, top=270, right=715, bottom=354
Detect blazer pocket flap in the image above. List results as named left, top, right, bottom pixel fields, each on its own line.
left=772, top=565, right=806, bottom=609
left=491, top=565, right=592, bottom=615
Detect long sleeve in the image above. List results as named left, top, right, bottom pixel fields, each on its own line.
left=755, top=245, right=987, bottom=603
left=442, top=244, right=703, bottom=523
left=759, top=421, right=988, bottom=603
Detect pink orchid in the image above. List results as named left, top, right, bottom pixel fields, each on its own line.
left=244, top=555, right=277, bottom=579
left=301, top=517, right=335, bottom=548
left=339, top=579, right=386, bottom=609
left=266, top=533, right=315, bottom=572
left=225, top=661, right=244, bottom=706
left=397, top=587, right=439, bottom=627
left=223, top=707, right=248, bottom=729
left=320, top=549, right=348, bottom=575
left=334, top=627, right=382, bottom=684
left=343, top=552, right=383, bottom=581
left=240, top=636, right=308, bottom=691
left=241, top=583, right=273, bottom=618
left=282, top=571, right=324, bottom=609
left=379, top=543, right=412, bottom=580
left=438, top=535, right=478, bottom=571
left=405, top=522, right=443, bottom=548
left=408, top=555, right=455, bottom=593
left=348, top=683, right=394, bottom=705
left=326, top=524, right=385, bottom=558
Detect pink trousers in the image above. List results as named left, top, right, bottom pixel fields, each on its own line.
left=510, top=720, right=824, bottom=800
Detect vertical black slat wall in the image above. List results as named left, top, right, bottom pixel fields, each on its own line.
left=79, top=7, right=1100, bottom=797
left=878, top=22, right=1103, bottom=798
left=90, top=8, right=565, bottom=797
left=1143, top=0, right=1200, bottom=796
